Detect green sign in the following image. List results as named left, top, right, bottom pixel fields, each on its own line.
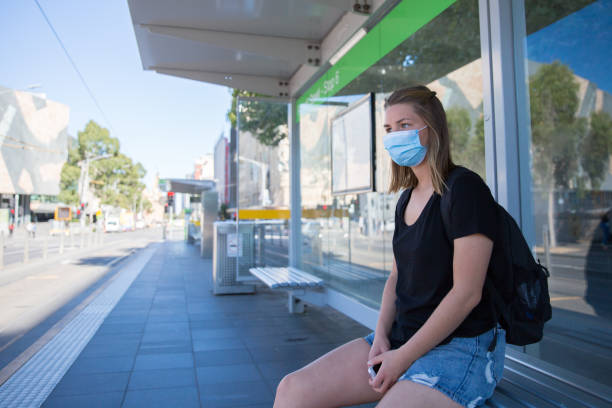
left=297, top=0, right=456, bottom=111
left=158, top=178, right=168, bottom=191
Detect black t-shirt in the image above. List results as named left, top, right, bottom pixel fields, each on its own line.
left=388, top=168, right=498, bottom=350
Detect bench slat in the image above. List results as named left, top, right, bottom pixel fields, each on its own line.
left=251, top=267, right=294, bottom=289
left=250, top=268, right=280, bottom=288
left=258, top=268, right=291, bottom=288
left=249, top=267, right=323, bottom=289
left=276, top=267, right=315, bottom=288
left=284, top=268, right=316, bottom=287
left=287, top=267, right=323, bottom=286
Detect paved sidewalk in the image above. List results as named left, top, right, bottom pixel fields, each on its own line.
left=40, top=241, right=375, bottom=408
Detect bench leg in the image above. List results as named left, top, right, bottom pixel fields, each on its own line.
left=288, top=292, right=305, bottom=314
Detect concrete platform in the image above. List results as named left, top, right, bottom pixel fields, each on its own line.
left=25, top=241, right=375, bottom=407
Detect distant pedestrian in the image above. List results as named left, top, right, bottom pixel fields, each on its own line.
left=26, top=222, right=36, bottom=239
left=8, top=223, right=14, bottom=237
left=600, top=214, right=610, bottom=249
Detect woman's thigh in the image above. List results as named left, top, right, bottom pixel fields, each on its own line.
left=274, top=338, right=382, bottom=408
left=376, top=380, right=463, bottom=408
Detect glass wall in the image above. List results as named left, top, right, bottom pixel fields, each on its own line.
left=521, top=0, right=612, bottom=386
left=298, top=0, right=486, bottom=309
left=236, top=98, right=291, bottom=271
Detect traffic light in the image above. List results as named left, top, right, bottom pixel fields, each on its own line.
left=167, top=192, right=175, bottom=207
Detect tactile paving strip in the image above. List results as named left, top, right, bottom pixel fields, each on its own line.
left=0, top=245, right=157, bottom=408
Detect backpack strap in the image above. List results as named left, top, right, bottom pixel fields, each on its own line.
left=439, top=166, right=469, bottom=242
left=440, top=166, right=500, bottom=352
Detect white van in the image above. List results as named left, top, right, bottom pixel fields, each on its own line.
left=104, top=217, right=120, bottom=232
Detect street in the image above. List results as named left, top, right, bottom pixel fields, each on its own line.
left=0, top=227, right=173, bottom=384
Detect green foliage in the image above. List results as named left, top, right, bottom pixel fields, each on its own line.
left=581, top=111, right=612, bottom=189
left=77, top=121, right=119, bottom=159
left=227, top=89, right=287, bottom=146
left=446, top=107, right=486, bottom=180
left=59, top=120, right=147, bottom=210
left=58, top=162, right=80, bottom=205
left=529, top=62, right=585, bottom=189
left=447, top=107, right=471, bottom=153
left=530, top=61, right=612, bottom=191
left=218, top=203, right=230, bottom=220
left=92, top=154, right=146, bottom=210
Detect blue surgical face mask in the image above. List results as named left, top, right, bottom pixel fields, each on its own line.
left=383, top=126, right=428, bottom=167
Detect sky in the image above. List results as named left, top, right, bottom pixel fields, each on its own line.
left=0, top=0, right=232, bottom=189
left=526, top=0, right=612, bottom=94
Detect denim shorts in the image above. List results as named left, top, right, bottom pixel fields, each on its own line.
left=364, top=326, right=505, bottom=407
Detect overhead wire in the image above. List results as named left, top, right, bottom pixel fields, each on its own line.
left=32, top=0, right=116, bottom=136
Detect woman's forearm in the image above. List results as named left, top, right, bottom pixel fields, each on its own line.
left=396, top=288, right=480, bottom=367
left=375, top=270, right=398, bottom=338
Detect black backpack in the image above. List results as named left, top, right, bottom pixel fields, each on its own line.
left=440, top=166, right=552, bottom=349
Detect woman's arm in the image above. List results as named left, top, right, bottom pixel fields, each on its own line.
left=368, top=257, right=398, bottom=361
left=375, top=257, right=398, bottom=338
left=368, top=233, right=493, bottom=393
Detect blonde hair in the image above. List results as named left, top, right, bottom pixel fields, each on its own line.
left=385, top=85, right=455, bottom=195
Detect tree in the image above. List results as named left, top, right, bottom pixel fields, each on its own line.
left=447, top=107, right=471, bottom=157
left=446, top=107, right=486, bottom=180
left=227, top=89, right=287, bottom=146
left=581, top=111, right=612, bottom=189
left=92, top=154, right=146, bottom=211
left=468, top=115, right=486, bottom=179
left=58, top=146, right=81, bottom=205
left=529, top=62, right=588, bottom=246
left=59, top=120, right=147, bottom=212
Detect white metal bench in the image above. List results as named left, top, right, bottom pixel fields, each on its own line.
left=249, top=267, right=325, bottom=313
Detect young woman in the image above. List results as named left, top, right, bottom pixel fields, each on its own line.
left=273, top=86, right=505, bottom=408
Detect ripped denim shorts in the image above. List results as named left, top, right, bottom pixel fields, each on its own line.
left=364, top=326, right=505, bottom=408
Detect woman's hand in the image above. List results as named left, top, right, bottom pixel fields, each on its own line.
left=368, top=334, right=390, bottom=362
left=367, top=349, right=413, bottom=394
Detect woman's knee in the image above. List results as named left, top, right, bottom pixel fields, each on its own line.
left=276, top=371, right=303, bottom=398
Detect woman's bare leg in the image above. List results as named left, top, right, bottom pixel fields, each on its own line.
left=274, top=338, right=382, bottom=408
left=376, top=380, right=463, bottom=408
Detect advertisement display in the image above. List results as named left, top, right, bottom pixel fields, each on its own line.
left=331, top=93, right=375, bottom=195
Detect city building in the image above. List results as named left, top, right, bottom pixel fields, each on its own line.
left=193, top=153, right=214, bottom=180
left=129, top=0, right=612, bottom=398
left=0, top=85, right=69, bottom=231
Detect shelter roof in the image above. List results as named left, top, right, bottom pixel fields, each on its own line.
left=166, top=178, right=216, bottom=195
left=128, top=0, right=394, bottom=97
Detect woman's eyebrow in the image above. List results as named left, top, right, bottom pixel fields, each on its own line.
left=395, top=117, right=413, bottom=124
left=383, top=117, right=413, bottom=127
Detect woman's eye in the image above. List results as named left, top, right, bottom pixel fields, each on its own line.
left=400, top=123, right=411, bottom=128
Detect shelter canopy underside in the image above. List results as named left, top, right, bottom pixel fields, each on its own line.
left=128, top=0, right=393, bottom=97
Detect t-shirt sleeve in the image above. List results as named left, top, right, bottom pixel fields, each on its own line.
left=449, top=173, right=497, bottom=241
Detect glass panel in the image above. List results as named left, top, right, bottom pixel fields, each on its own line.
left=299, top=0, right=484, bottom=308
left=522, top=0, right=612, bottom=386
left=236, top=98, right=290, bottom=278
